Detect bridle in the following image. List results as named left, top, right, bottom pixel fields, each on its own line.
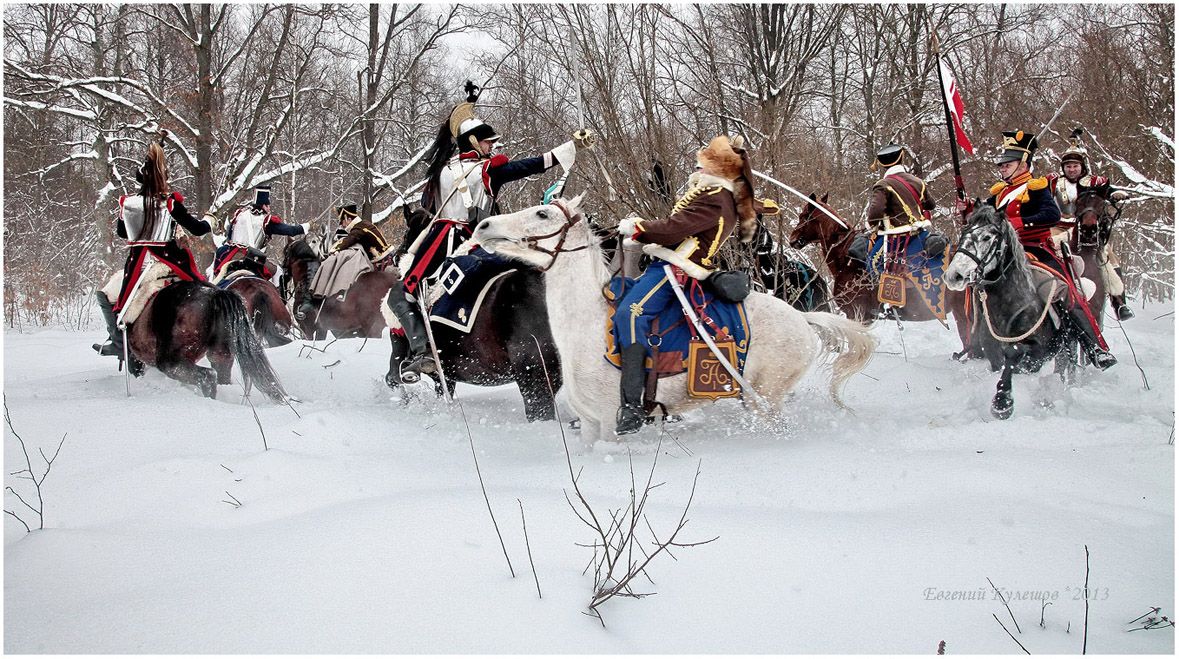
left=953, top=221, right=1012, bottom=287
left=1075, top=191, right=1116, bottom=251
left=520, top=200, right=589, bottom=272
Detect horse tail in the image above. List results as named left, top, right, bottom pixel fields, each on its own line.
left=211, top=288, right=288, bottom=403
left=802, top=311, right=876, bottom=408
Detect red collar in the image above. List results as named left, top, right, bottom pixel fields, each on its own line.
left=458, top=150, right=486, bottom=162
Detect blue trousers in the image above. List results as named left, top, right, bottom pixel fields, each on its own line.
left=613, top=260, right=677, bottom=353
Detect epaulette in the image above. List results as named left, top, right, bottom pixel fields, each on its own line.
left=1027, top=176, right=1048, bottom=191
left=989, top=181, right=1006, bottom=196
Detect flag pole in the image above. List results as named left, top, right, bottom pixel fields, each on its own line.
left=931, top=31, right=969, bottom=217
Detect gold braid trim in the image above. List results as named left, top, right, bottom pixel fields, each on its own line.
left=671, top=185, right=722, bottom=215
left=989, top=181, right=1006, bottom=196
left=1027, top=176, right=1048, bottom=191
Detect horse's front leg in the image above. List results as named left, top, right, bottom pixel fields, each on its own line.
left=991, top=347, right=1018, bottom=420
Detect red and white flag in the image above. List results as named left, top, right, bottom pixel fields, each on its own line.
left=938, top=57, right=974, bottom=155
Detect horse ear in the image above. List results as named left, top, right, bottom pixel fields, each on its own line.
left=808, top=192, right=817, bottom=202
left=567, top=191, right=586, bottom=213
left=821, top=193, right=829, bottom=204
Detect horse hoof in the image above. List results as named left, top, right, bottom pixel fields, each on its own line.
left=400, top=371, right=421, bottom=385
left=199, top=373, right=217, bottom=399
left=991, top=396, right=1014, bottom=420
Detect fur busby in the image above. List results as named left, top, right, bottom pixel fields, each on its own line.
left=699, top=135, right=758, bottom=243
left=253, top=185, right=271, bottom=208
left=996, top=129, right=1038, bottom=165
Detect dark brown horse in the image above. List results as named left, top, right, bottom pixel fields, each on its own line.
left=383, top=207, right=562, bottom=422
left=224, top=275, right=293, bottom=347
left=126, top=281, right=287, bottom=402
left=1071, top=191, right=1116, bottom=329
left=788, top=193, right=971, bottom=353
left=282, top=239, right=397, bottom=340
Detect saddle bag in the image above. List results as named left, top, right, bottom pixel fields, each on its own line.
left=705, top=270, right=752, bottom=303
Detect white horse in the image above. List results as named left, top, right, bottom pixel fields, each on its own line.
left=471, top=195, right=876, bottom=442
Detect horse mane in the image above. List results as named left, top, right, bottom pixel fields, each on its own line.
left=971, top=204, right=1033, bottom=282
left=569, top=206, right=611, bottom=286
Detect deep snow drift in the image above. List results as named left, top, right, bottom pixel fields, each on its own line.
left=4, top=302, right=1174, bottom=653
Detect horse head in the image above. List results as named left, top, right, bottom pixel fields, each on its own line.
left=472, top=193, right=589, bottom=270
left=944, top=204, right=1023, bottom=290
left=788, top=192, right=842, bottom=250
left=1075, top=191, right=1112, bottom=251
left=398, top=205, right=432, bottom=256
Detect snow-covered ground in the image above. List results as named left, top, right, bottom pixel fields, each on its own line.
left=4, top=303, right=1174, bottom=653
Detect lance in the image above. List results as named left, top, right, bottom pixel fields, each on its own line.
left=931, top=31, right=969, bottom=217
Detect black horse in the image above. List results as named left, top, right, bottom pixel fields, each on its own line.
left=943, top=206, right=1080, bottom=419
left=127, top=281, right=287, bottom=402
left=751, top=218, right=832, bottom=312
left=385, top=207, right=562, bottom=422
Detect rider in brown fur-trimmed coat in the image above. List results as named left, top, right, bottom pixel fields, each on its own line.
left=611, top=135, right=757, bottom=435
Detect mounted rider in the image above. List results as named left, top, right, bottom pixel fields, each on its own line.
left=612, top=135, right=758, bottom=435
left=985, top=129, right=1116, bottom=370
left=93, top=134, right=212, bottom=361
left=386, top=81, right=591, bottom=384
left=848, top=144, right=948, bottom=269
left=212, top=185, right=308, bottom=282
left=1047, top=127, right=1134, bottom=321
left=296, top=204, right=396, bottom=319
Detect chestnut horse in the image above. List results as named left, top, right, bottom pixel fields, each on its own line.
left=126, top=281, right=287, bottom=402
left=788, top=193, right=971, bottom=354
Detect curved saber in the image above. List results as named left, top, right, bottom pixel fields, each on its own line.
left=753, top=170, right=849, bottom=230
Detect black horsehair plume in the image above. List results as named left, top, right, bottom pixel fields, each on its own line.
left=1070, top=126, right=1085, bottom=145
left=464, top=80, right=480, bottom=102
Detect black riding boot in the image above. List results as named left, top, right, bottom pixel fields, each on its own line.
left=295, top=261, right=319, bottom=321
left=615, top=344, right=648, bottom=435
left=387, top=288, right=435, bottom=384
left=92, top=291, right=124, bottom=357
left=1060, top=301, right=1117, bottom=370
left=1111, top=267, right=1134, bottom=321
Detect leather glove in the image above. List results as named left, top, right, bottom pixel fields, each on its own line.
left=573, top=129, right=596, bottom=149
left=300, top=222, right=311, bottom=234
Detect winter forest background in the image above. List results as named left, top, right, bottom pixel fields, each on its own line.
left=2, top=2, right=1175, bottom=328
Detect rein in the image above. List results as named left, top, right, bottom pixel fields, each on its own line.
left=978, top=280, right=1058, bottom=344
left=522, top=200, right=589, bottom=271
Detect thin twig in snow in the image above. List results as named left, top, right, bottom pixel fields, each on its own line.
left=993, top=613, right=1030, bottom=654
left=1083, top=545, right=1090, bottom=654
left=460, top=402, right=515, bottom=578
left=988, top=577, right=1023, bottom=634
left=517, top=498, right=541, bottom=599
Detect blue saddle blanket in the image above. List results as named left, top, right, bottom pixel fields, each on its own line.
left=604, top=275, right=750, bottom=376
left=428, top=246, right=517, bottom=333
left=867, top=231, right=950, bottom=319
